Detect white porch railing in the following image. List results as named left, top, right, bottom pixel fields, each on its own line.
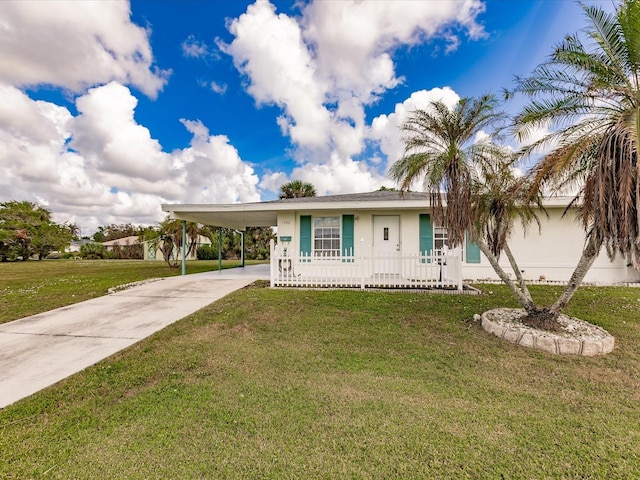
left=269, top=240, right=463, bottom=290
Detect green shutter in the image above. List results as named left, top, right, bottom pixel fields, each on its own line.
left=300, top=215, right=311, bottom=261
left=342, top=214, right=354, bottom=261
left=465, top=232, right=481, bottom=263
left=419, top=214, right=433, bottom=263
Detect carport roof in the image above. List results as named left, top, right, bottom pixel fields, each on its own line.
left=161, top=191, right=433, bottom=230
left=161, top=190, right=573, bottom=230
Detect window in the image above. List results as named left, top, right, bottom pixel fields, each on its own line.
left=434, top=224, right=463, bottom=258
left=313, top=216, right=340, bottom=257
left=420, top=213, right=479, bottom=263
left=434, top=226, right=448, bottom=252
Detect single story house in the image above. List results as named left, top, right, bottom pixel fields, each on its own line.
left=162, top=191, right=640, bottom=289
left=102, top=235, right=141, bottom=251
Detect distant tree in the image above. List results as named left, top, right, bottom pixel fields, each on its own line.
left=93, top=223, right=142, bottom=242
left=377, top=186, right=397, bottom=191
left=245, top=226, right=276, bottom=260
left=80, top=242, right=110, bottom=260
left=0, top=201, right=75, bottom=261
left=278, top=180, right=316, bottom=199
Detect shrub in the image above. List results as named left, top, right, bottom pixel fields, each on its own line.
left=196, top=244, right=216, bottom=260
left=80, top=242, right=109, bottom=260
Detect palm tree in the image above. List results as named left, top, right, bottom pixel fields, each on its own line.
left=389, top=95, right=507, bottom=247
left=278, top=180, right=317, bottom=199
left=511, top=0, right=640, bottom=315
left=390, top=96, right=546, bottom=313
left=146, top=217, right=201, bottom=268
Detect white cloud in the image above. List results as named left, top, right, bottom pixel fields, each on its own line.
left=0, top=82, right=261, bottom=234
left=291, top=153, right=386, bottom=196
left=369, top=87, right=461, bottom=170
left=0, top=0, right=169, bottom=97
left=182, top=34, right=209, bottom=58
left=302, top=0, right=485, bottom=101
left=220, top=0, right=332, bottom=150
left=259, top=172, right=289, bottom=194
left=222, top=0, right=486, bottom=191
left=176, top=119, right=260, bottom=204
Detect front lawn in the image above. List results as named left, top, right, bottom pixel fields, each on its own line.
left=1, top=282, right=639, bottom=478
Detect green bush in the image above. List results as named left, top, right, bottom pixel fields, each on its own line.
left=196, top=244, right=216, bottom=260
left=80, top=242, right=109, bottom=260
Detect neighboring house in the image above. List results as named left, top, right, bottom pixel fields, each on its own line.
left=67, top=239, right=93, bottom=253
left=142, top=235, right=211, bottom=261
left=162, top=191, right=640, bottom=288
left=102, top=235, right=140, bottom=251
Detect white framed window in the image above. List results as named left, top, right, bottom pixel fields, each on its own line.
left=434, top=226, right=448, bottom=252
left=434, top=225, right=464, bottom=258
left=313, top=216, right=340, bottom=257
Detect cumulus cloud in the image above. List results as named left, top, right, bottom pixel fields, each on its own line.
left=303, top=0, right=485, bottom=101
left=220, top=0, right=332, bottom=151
left=369, top=87, right=461, bottom=169
left=0, top=81, right=261, bottom=233
left=221, top=0, right=486, bottom=191
left=176, top=119, right=260, bottom=204
left=290, top=153, right=386, bottom=195
left=0, top=1, right=169, bottom=97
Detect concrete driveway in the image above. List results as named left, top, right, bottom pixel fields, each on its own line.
left=0, top=265, right=270, bottom=408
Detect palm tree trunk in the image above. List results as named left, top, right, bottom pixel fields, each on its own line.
left=503, top=243, right=533, bottom=303
left=475, top=237, right=538, bottom=312
left=549, top=235, right=602, bottom=315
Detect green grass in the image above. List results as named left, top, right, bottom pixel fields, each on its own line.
left=1, top=276, right=639, bottom=478
left=0, top=259, right=261, bottom=323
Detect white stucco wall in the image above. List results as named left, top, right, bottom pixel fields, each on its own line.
left=463, top=207, right=640, bottom=284
left=275, top=208, right=640, bottom=284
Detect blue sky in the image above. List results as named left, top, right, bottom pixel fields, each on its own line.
left=0, top=0, right=612, bottom=234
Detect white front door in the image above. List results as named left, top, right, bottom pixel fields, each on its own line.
left=373, top=215, right=400, bottom=274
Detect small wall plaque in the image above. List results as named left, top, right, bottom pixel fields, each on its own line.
left=280, top=236, right=292, bottom=242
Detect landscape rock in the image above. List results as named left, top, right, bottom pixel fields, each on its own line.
left=481, top=308, right=615, bottom=356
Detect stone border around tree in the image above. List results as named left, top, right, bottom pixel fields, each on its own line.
left=481, top=308, right=615, bottom=356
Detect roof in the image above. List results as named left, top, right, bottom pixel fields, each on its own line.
left=102, top=235, right=140, bottom=247
left=161, top=191, right=575, bottom=230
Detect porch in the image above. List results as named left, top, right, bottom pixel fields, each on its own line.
left=269, top=240, right=463, bottom=290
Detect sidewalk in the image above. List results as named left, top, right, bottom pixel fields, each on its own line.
left=0, top=265, right=269, bottom=408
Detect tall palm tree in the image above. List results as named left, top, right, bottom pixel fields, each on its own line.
left=389, top=95, right=507, bottom=247
left=511, top=0, right=640, bottom=314
left=278, top=180, right=317, bottom=199
left=390, top=96, right=546, bottom=313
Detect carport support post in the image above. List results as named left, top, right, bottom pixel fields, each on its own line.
left=241, top=231, right=245, bottom=267
left=218, top=226, right=222, bottom=271
left=181, top=220, right=186, bottom=276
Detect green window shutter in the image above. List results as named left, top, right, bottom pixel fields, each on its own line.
left=465, top=232, right=481, bottom=263
left=342, top=214, right=354, bottom=261
left=419, top=214, right=433, bottom=263
left=300, top=215, right=311, bottom=260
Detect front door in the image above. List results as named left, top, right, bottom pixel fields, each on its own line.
left=373, top=215, right=400, bottom=274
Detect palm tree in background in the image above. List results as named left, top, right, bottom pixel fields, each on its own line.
left=278, top=180, right=317, bottom=199
left=511, top=0, right=640, bottom=314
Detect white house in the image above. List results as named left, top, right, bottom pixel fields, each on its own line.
left=162, top=191, right=640, bottom=289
